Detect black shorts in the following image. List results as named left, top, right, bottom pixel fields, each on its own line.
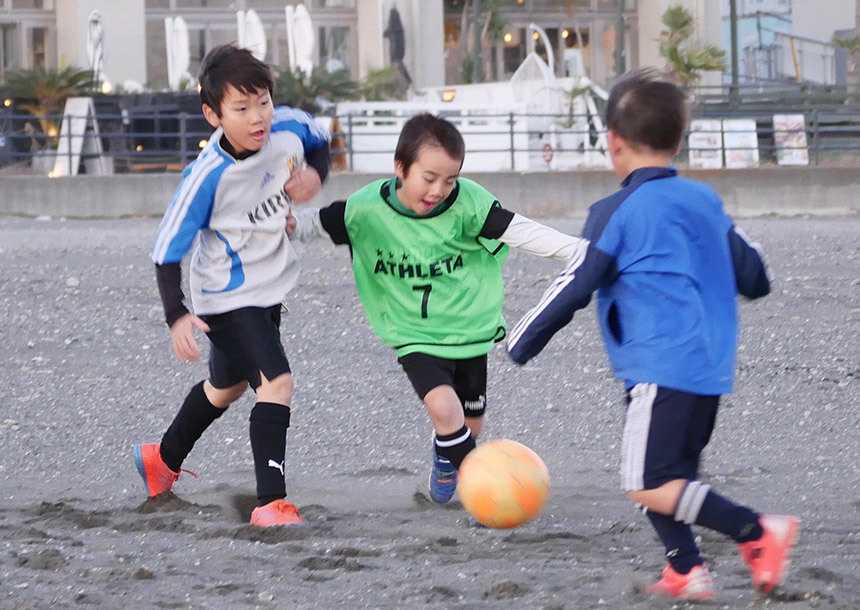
left=200, top=305, right=290, bottom=391
left=397, top=352, right=487, bottom=417
left=620, top=383, right=719, bottom=491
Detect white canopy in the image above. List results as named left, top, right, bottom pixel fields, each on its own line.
left=285, top=3, right=315, bottom=76
left=165, top=16, right=190, bottom=90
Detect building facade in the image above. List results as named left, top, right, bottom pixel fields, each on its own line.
left=0, top=0, right=855, bottom=92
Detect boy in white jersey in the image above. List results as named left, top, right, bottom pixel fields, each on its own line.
left=290, top=113, right=586, bottom=512
left=134, top=44, right=330, bottom=527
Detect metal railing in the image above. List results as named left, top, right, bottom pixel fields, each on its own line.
left=1, top=106, right=858, bottom=176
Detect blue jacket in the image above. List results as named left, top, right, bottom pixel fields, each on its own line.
left=506, top=167, right=770, bottom=395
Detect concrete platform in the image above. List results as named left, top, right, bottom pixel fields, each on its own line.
left=0, top=166, right=857, bottom=219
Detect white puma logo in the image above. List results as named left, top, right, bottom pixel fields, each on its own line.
left=268, top=459, right=285, bottom=476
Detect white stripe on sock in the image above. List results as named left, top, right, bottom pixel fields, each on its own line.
left=675, top=481, right=712, bottom=524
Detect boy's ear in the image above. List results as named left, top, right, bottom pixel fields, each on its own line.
left=607, top=130, right=625, bottom=156
left=202, top=103, right=221, bottom=129
left=394, top=159, right=405, bottom=180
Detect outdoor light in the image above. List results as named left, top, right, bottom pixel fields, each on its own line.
left=198, top=139, right=207, bottom=149
left=3, top=99, right=11, bottom=107
left=532, top=31, right=540, bottom=40
left=101, top=81, right=112, bottom=95
left=136, top=144, right=144, bottom=152
left=47, top=126, right=58, bottom=138
left=504, top=32, right=513, bottom=43
left=441, top=90, right=456, bottom=102
left=562, top=29, right=570, bottom=39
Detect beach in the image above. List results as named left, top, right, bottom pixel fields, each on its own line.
left=0, top=214, right=857, bottom=609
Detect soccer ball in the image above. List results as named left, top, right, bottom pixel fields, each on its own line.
left=457, top=439, right=550, bottom=529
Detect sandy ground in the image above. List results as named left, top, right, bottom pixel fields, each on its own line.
left=0, top=213, right=857, bottom=609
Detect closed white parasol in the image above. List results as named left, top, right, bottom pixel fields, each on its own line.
left=165, top=15, right=190, bottom=90
left=285, top=3, right=315, bottom=77
left=86, top=10, right=106, bottom=86
left=237, top=9, right=267, bottom=61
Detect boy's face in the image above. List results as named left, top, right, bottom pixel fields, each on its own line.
left=394, top=143, right=461, bottom=216
left=202, top=85, right=273, bottom=155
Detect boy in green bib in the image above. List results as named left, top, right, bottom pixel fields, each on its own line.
left=291, top=113, right=585, bottom=506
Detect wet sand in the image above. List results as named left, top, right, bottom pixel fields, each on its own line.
left=0, top=214, right=857, bottom=609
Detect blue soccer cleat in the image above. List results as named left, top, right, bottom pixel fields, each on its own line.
left=429, top=438, right=458, bottom=504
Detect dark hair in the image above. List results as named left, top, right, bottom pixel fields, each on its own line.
left=395, top=113, right=466, bottom=175
left=197, top=44, right=274, bottom=117
left=605, top=68, right=688, bottom=153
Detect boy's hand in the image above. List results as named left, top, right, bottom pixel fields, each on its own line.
left=170, top=313, right=211, bottom=362
left=284, top=166, right=322, bottom=203
left=285, top=212, right=297, bottom=236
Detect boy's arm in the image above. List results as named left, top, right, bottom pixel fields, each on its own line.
left=305, top=142, right=330, bottom=183
left=151, top=170, right=215, bottom=324
left=481, top=208, right=586, bottom=261
left=155, top=263, right=189, bottom=327
left=284, top=142, right=331, bottom=204
left=154, top=262, right=210, bottom=362
left=506, top=241, right=614, bottom=365
left=289, top=200, right=350, bottom=245
left=728, top=225, right=770, bottom=299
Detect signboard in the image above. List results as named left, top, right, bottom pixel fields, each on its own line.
left=722, top=118, right=759, bottom=169
left=773, top=114, right=809, bottom=166
left=688, top=119, right=723, bottom=169
left=52, top=97, right=110, bottom=176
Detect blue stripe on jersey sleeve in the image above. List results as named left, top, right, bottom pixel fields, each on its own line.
left=271, top=106, right=331, bottom=150
left=151, top=151, right=230, bottom=264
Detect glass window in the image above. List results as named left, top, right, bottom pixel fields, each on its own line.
left=1, top=25, right=19, bottom=76
left=29, top=26, right=46, bottom=68
left=315, top=0, right=355, bottom=7
left=254, top=0, right=297, bottom=8
left=175, top=0, right=236, bottom=8
left=146, top=19, right=168, bottom=87
left=318, top=25, right=351, bottom=73
left=145, top=0, right=171, bottom=8
left=12, top=0, right=46, bottom=8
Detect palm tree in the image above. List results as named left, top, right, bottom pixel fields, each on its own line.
left=3, top=66, right=97, bottom=139
left=273, top=67, right=361, bottom=114
left=659, top=5, right=726, bottom=87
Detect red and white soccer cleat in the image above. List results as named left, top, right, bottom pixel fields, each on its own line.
left=738, top=514, right=801, bottom=593
left=646, top=564, right=716, bottom=600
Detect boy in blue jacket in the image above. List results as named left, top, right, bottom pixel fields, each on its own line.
left=507, top=69, right=799, bottom=600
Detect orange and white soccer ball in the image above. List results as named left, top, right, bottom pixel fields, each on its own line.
left=457, top=439, right=550, bottom=529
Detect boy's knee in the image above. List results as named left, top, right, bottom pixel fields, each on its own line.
left=627, top=479, right=687, bottom=515
left=256, top=372, right=293, bottom=404
left=204, top=380, right=247, bottom=407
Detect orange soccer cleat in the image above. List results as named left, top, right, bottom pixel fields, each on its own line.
left=250, top=499, right=307, bottom=527
left=646, top=564, right=716, bottom=600
left=134, top=443, right=196, bottom=497
left=738, top=514, right=801, bottom=593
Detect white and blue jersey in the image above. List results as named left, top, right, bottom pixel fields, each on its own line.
left=507, top=166, right=770, bottom=395
left=151, top=106, right=330, bottom=317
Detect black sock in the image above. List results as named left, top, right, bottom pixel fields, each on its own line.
left=646, top=510, right=703, bottom=574
left=673, top=481, right=762, bottom=542
left=434, top=426, right=475, bottom=470
left=160, top=381, right=226, bottom=472
left=695, top=490, right=762, bottom=542
left=249, top=402, right=291, bottom=505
